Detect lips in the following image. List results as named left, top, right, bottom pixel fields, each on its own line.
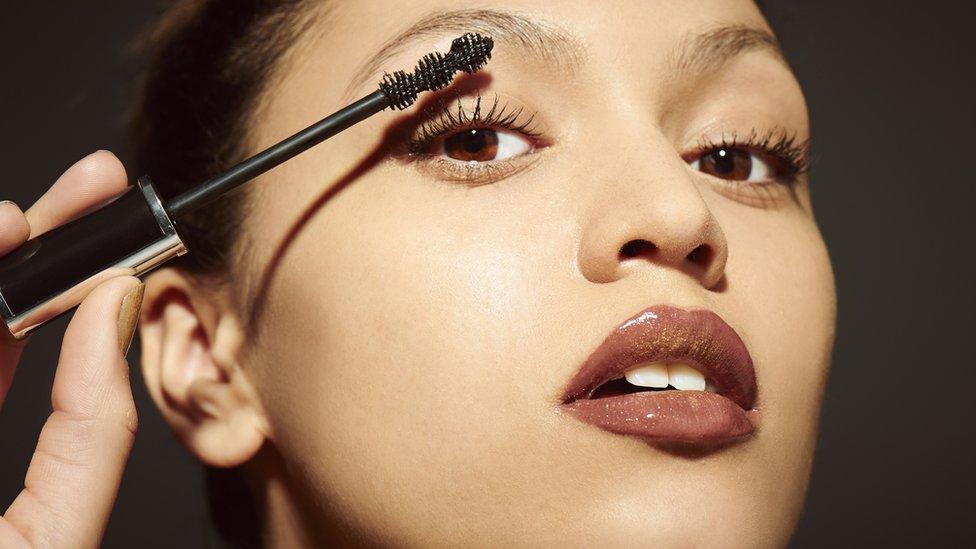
left=560, top=306, right=759, bottom=445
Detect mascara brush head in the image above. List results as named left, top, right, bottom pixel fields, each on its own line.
left=379, top=32, right=494, bottom=110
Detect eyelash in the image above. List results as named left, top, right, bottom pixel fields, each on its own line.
left=694, top=129, right=811, bottom=185
left=406, top=93, right=543, bottom=156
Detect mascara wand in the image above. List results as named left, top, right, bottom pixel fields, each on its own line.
left=167, top=32, right=494, bottom=216
left=0, top=33, right=494, bottom=338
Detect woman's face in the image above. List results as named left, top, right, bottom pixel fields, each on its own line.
left=169, top=0, right=835, bottom=545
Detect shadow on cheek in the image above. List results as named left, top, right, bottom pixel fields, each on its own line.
left=247, top=71, right=495, bottom=328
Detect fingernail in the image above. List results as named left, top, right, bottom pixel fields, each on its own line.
left=118, top=282, right=145, bottom=355
left=0, top=200, right=19, bottom=210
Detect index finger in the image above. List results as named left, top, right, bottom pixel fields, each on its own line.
left=24, top=150, right=129, bottom=237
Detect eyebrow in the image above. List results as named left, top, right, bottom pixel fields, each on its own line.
left=669, top=25, right=787, bottom=73
left=343, top=9, right=583, bottom=100
left=344, top=12, right=787, bottom=101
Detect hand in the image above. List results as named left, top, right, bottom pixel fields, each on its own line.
left=0, top=151, right=144, bottom=548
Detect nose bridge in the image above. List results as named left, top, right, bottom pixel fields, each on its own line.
left=576, top=118, right=728, bottom=288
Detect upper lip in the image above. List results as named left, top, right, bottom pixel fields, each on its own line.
left=560, top=305, right=758, bottom=410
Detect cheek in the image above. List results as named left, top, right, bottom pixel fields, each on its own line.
left=722, top=203, right=836, bottom=471
left=250, top=178, right=577, bottom=532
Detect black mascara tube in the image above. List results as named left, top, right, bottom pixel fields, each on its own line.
left=0, top=177, right=184, bottom=338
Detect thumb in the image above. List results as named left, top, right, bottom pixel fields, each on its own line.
left=3, top=276, right=143, bottom=548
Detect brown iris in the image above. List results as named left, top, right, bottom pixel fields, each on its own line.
left=443, top=128, right=499, bottom=161
left=699, top=148, right=753, bottom=180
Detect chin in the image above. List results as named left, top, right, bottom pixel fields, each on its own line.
left=565, top=473, right=802, bottom=548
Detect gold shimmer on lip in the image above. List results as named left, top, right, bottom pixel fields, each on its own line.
left=627, top=313, right=721, bottom=364
left=632, top=317, right=729, bottom=381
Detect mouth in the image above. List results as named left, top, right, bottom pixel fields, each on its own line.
left=559, top=306, right=759, bottom=446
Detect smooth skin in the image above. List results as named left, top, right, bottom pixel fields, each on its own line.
left=2, top=0, right=836, bottom=547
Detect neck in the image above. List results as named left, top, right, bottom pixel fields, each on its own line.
left=247, top=444, right=358, bottom=547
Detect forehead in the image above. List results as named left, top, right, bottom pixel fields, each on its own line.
left=333, top=0, right=769, bottom=42
left=309, top=0, right=775, bottom=98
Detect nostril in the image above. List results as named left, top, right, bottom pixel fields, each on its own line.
left=686, top=244, right=713, bottom=267
left=619, top=239, right=656, bottom=260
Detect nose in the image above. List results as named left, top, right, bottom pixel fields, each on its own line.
left=577, top=157, right=729, bottom=289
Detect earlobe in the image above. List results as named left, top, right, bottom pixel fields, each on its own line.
left=139, top=268, right=268, bottom=468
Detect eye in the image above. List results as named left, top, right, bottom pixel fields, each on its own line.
left=403, top=93, right=548, bottom=185
left=690, top=148, right=774, bottom=182
left=438, top=128, right=533, bottom=162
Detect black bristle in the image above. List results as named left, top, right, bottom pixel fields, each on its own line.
left=377, top=33, right=494, bottom=111
left=379, top=70, right=416, bottom=110
left=448, top=33, right=494, bottom=74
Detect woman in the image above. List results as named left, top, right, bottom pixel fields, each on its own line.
left=0, top=0, right=836, bottom=546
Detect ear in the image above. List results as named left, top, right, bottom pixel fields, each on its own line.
left=138, top=268, right=269, bottom=468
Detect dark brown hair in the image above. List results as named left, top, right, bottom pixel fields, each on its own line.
left=132, top=0, right=319, bottom=277
left=131, top=1, right=320, bottom=546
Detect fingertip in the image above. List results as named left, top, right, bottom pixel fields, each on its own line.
left=0, top=200, right=31, bottom=253
left=79, top=150, right=127, bottom=185
left=54, top=276, right=144, bottom=419
left=63, top=276, right=142, bottom=358
left=66, top=150, right=129, bottom=200
left=83, top=275, right=143, bottom=314
left=26, top=150, right=130, bottom=235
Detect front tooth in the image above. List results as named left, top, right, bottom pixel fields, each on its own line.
left=668, top=363, right=706, bottom=391
left=624, top=363, right=669, bottom=388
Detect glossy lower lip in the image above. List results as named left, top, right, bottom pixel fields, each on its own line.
left=560, top=306, right=759, bottom=445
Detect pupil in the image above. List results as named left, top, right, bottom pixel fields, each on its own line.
left=463, top=130, right=487, bottom=153
left=713, top=150, right=735, bottom=174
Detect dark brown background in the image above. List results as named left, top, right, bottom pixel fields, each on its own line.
left=1, top=1, right=973, bottom=547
